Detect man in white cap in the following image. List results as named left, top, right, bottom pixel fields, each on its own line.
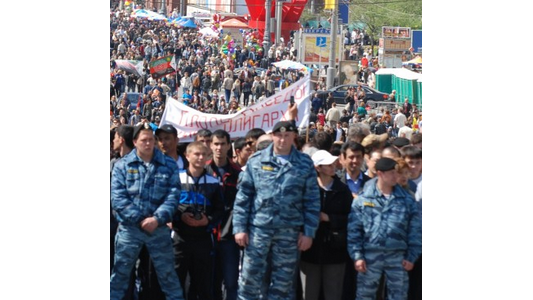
left=299, top=150, right=353, bottom=300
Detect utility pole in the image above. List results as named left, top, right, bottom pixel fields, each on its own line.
left=263, top=0, right=272, bottom=51
left=159, top=0, right=167, bottom=15
left=180, top=0, right=186, bottom=17
left=275, top=0, right=283, bottom=46
left=326, top=0, right=338, bottom=89
left=296, top=28, right=303, bottom=62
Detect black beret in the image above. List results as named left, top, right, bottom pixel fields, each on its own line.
left=272, top=121, right=298, bottom=133
left=375, top=157, right=397, bottom=172
left=133, top=122, right=153, bottom=139
left=392, top=137, right=410, bottom=148
left=155, top=124, right=177, bottom=136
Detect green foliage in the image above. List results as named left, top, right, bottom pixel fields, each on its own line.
left=300, top=0, right=422, bottom=45
left=300, top=7, right=329, bottom=26
left=349, top=0, right=422, bottom=39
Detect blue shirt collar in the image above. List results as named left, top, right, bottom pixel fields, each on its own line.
left=345, top=171, right=363, bottom=193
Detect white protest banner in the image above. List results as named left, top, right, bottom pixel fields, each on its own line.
left=160, top=74, right=312, bottom=142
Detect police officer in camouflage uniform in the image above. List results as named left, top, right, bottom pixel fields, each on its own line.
left=347, top=157, right=421, bottom=300
left=233, top=120, right=321, bottom=300
left=110, top=123, right=185, bottom=300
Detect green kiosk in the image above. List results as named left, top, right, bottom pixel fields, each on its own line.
left=375, top=68, right=422, bottom=109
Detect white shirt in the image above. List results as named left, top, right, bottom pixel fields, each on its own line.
left=367, top=73, right=375, bottom=88
left=394, top=112, right=406, bottom=128
left=398, top=125, right=413, bottom=140
left=117, top=43, right=126, bottom=54
left=326, top=107, right=341, bottom=123
left=181, top=77, right=192, bottom=89
left=335, top=127, right=344, bottom=142
left=415, top=180, right=422, bottom=202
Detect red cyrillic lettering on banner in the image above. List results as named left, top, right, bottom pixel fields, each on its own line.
left=224, top=118, right=233, bottom=132
left=162, top=75, right=311, bottom=142
left=233, top=118, right=243, bottom=132
left=197, top=115, right=208, bottom=129
left=270, top=111, right=279, bottom=126
left=190, top=114, right=199, bottom=128
left=252, top=115, right=261, bottom=128
left=243, top=115, right=253, bottom=131
left=178, top=110, right=189, bottom=126
left=261, top=113, right=270, bottom=129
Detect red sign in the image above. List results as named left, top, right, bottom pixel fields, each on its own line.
left=244, top=0, right=306, bottom=42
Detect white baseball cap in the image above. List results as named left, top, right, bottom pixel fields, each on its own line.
left=311, top=150, right=338, bottom=166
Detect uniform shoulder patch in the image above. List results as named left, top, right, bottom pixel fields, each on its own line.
left=262, top=165, right=274, bottom=171
left=363, top=201, right=375, bottom=207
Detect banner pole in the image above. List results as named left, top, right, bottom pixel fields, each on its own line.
left=306, top=125, right=309, bottom=144
left=175, top=68, right=179, bottom=99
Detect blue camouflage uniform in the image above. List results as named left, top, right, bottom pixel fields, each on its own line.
left=233, top=143, right=321, bottom=300
left=347, top=178, right=422, bottom=300
left=110, top=148, right=184, bottom=300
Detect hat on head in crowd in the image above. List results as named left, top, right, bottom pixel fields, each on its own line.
left=361, top=133, right=388, bottom=147
left=155, top=124, right=177, bottom=136
left=311, top=150, right=338, bottom=166
left=375, top=157, right=397, bottom=172
left=272, top=121, right=298, bottom=133
left=133, top=122, right=153, bottom=139
left=392, top=137, right=410, bottom=148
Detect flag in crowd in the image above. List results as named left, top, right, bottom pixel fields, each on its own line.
left=148, top=55, right=177, bottom=79
left=114, top=60, right=144, bottom=77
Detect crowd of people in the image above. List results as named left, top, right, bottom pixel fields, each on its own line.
left=110, top=110, right=422, bottom=300
left=110, top=5, right=422, bottom=300
left=305, top=86, right=421, bottom=147
left=110, top=4, right=307, bottom=127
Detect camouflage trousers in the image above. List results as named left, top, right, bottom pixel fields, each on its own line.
left=238, top=226, right=300, bottom=300
left=356, top=250, right=408, bottom=300
left=110, top=225, right=185, bottom=300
